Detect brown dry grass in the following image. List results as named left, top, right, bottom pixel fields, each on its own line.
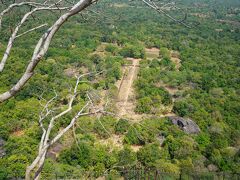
left=111, top=3, right=129, bottom=8
left=12, top=130, right=25, bottom=137
left=98, top=134, right=124, bottom=150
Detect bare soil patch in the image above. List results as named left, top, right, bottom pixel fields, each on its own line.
left=12, top=130, right=25, bottom=137
left=64, top=67, right=79, bottom=77
left=98, top=135, right=123, bottom=150
left=116, top=58, right=140, bottom=118
left=190, top=13, right=209, bottom=18
left=131, top=145, right=142, bottom=152
left=217, top=19, right=240, bottom=26
left=111, top=3, right=129, bottom=8
left=145, top=47, right=160, bottom=60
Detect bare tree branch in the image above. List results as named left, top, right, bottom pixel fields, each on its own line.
left=25, top=71, right=104, bottom=180
left=0, top=0, right=96, bottom=103
left=0, top=4, right=71, bottom=72
left=142, top=0, right=192, bottom=28
left=0, top=0, right=193, bottom=103
left=0, top=0, right=198, bottom=179
left=15, top=23, right=48, bottom=38
left=0, top=1, right=52, bottom=29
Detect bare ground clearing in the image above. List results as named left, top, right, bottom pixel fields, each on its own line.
left=145, top=47, right=160, bottom=60
left=116, top=58, right=141, bottom=119
left=11, top=129, right=25, bottom=137
left=170, top=50, right=181, bottom=70
left=98, top=134, right=123, bottom=150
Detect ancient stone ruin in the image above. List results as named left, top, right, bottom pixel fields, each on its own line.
left=168, top=116, right=200, bottom=134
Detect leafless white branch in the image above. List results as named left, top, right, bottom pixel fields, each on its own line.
left=142, top=0, right=191, bottom=28
left=0, top=0, right=96, bottom=103
left=15, top=24, right=48, bottom=38
left=0, top=2, right=52, bottom=29
left=0, top=5, right=71, bottom=72
left=0, top=0, right=192, bottom=103
left=25, top=71, right=105, bottom=179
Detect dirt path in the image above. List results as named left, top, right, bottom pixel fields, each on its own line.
left=115, top=50, right=181, bottom=120
left=116, top=58, right=140, bottom=117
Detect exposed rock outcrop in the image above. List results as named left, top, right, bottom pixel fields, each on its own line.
left=168, top=116, right=200, bottom=134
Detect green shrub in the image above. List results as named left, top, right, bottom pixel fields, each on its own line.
left=160, top=47, right=170, bottom=59
left=119, top=44, right=145, bottom=58
left=90, top=54, right=102, bottom=64
left=105, top=44, right=118, bottom=55
left=115, top=119, right=130, bottom=134
left=117, top=146, right=137, bottom=166
left=124, top=125, right=145, bottom=145
left=137, top=143, right=162, bottom=167
left=94, top=116, right=117, bottom=138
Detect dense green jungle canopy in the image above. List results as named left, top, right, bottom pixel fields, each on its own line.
left=0, top=0, right=239, bottom=179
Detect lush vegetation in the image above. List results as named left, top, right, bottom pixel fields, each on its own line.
left=0, top=0, right=239, bottom=179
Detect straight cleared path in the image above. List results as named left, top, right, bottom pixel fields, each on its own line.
left=117, top=58, right=140, bottom=116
